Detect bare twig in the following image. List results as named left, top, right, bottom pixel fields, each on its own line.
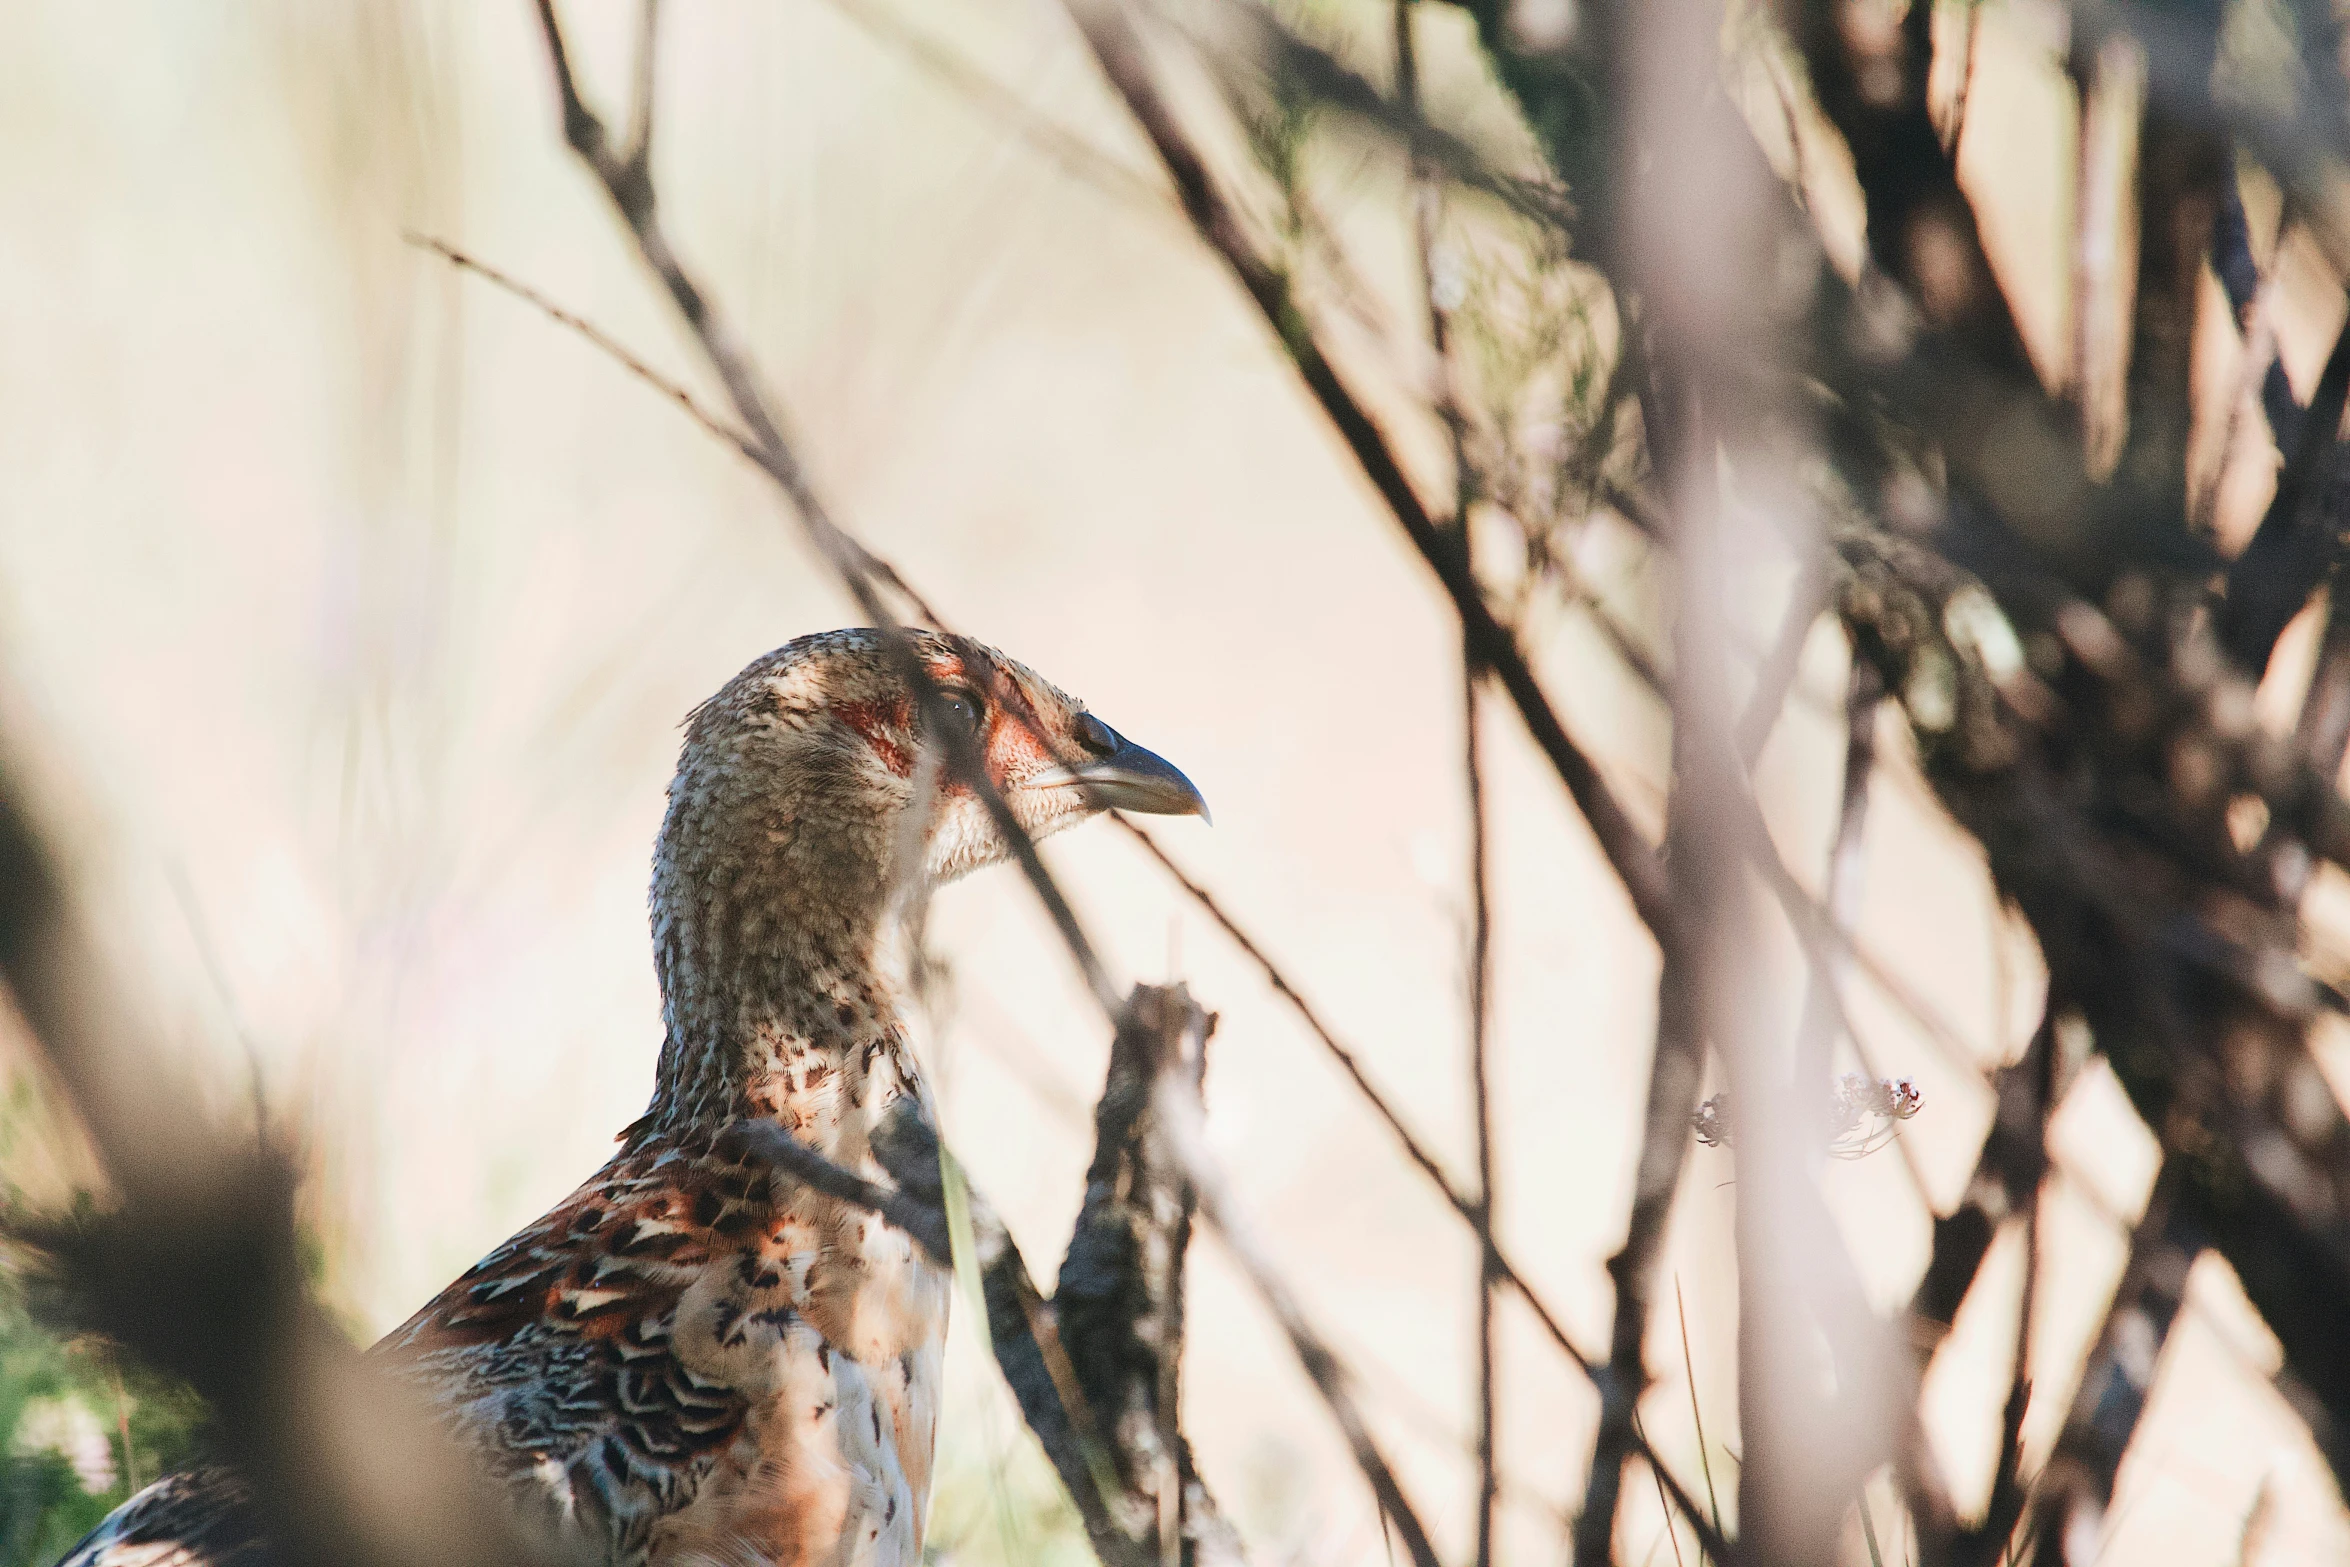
left=1793, top=660, right=1882, bottom=1092
left=1112, top=819, right=1729, bottom=1559
left=1061, top=0, right=1674, bottom=942
left=1151, top=1047, right=1444, bottom=1567
left=1395, top=2, right=1497, bottom=1555
left=405, top=234, right=764, bottom=468
left=816, top=0, right=1172, bottom=219
left=2220, top=306, right=2350, bottom=674
left=0, top=746, right=564, bottom=1567
left=528, top=0, right=1119, bottom=1011
left=2024, top=1167, right=2194, bottom=1567
left=1464, top=593, right=1499, bottom=1567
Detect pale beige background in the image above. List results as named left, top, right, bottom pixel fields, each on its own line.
left=0, top=0, right=2344, bottom=1562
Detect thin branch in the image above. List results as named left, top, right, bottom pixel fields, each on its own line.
left=406, top=235, right=760, bottom=465
left=1061, top=0, right=1674, bottom=943
left=816, top=0, right=1173, bottom=220
left=2024, top=1167, right=2194, bottom=1567
left=1736, top=561, right=1828, bottom=764
left=1794, top=661, right=1882, bottom=1091
left=718, top=1119, right=954, bottom=1261
left=528, top=0, right=1120, bottom=1011
left=1152, top=1057, right=1445, bottom=1567
left=1113, top=818, right=1730, bottom=1560
left=1465, top=583, right=1499, bottom=1567
left=2221, top=306, right=2350, bottom=673
left=1573, top=943, right=1702, bottom=1567
left=1396, top=1, right=1496, bottom=1556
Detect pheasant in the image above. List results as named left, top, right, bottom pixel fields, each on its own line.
left=60, top=627, right=1208, bottom=1567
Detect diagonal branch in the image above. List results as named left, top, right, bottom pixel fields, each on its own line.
left=410, top=217, right=1733, bottom=1538
left=1147, top=1035, right=1444, bottom=1567
left=2221, top=309, right=2350, bottom=673
left=2025, top=1165, right=2195, bottom=1567
left=1060, top=0, right=1673, bottom=943
left=529, top=0, right=1121, bottom=1012
left=1113, top=819, right=1729, bottom=1560
left=0, top=744, right=564, bottom=1567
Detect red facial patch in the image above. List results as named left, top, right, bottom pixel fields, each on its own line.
left=833, top=699, right=914, bottom=778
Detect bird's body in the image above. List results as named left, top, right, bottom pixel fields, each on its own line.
left=59, top=628, right=1206, bottom=1567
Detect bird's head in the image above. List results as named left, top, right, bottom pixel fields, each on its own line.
left=655, top=628, right=1207, bottom=974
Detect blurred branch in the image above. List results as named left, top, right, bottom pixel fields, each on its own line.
left=1060, top=0, right=1675, bottom=943
left=1635, top=4, right=1910, bottom=1560
left=816, top=0, right=1172, bottom=220
left=1395, top=5, right=1499, bottom=1558
left=2209, top=178, right=2303, bottom=454
left=1792, top=0, right=2033, bottom=380
left=2220, top=307, right=2350, bottom=674
left=1172, top=0, right=1575, bottom=231
left=0, top=740, right=562, bottom=1567
left=2026, top=1167, right=2193, bottom=1567
left=1113, top=820, right=1730, bottom=1561
left=1147, top=1027, right=1444, bottom=1567
left=527, top=0, right=1123, bottom=1013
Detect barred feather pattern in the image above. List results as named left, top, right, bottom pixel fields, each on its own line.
left=56, top=630, right=1147, bottom=1567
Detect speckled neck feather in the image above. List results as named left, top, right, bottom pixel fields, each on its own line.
left=644, top=655, right=909, bottom=1140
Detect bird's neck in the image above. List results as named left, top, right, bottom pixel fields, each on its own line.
left=642, top=864, right=920, bottom=1150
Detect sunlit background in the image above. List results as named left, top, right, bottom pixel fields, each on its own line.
left=2, top=1, right=2348, bottom=1562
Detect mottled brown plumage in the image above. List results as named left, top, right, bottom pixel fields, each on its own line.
left=60, top=628, right=1206, bottom=1567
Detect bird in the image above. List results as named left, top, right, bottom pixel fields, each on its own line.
left=59, top=626, right=1209, bottom=1567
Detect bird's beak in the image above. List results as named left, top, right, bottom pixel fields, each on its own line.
left=1031, top=732, right=1212, bottom=824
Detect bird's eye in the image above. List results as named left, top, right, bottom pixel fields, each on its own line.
left=933, top=688, right=984, bottom=740
left=1073, top=711, right=1121, bottom=758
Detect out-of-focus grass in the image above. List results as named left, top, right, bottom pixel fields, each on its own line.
left=0, top=1074, right=205, bottom=1567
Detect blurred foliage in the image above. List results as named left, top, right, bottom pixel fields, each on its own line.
left=0, top=1080, right=205, bottom=1566
left=922, top=1413, right=1092, bottom=1567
